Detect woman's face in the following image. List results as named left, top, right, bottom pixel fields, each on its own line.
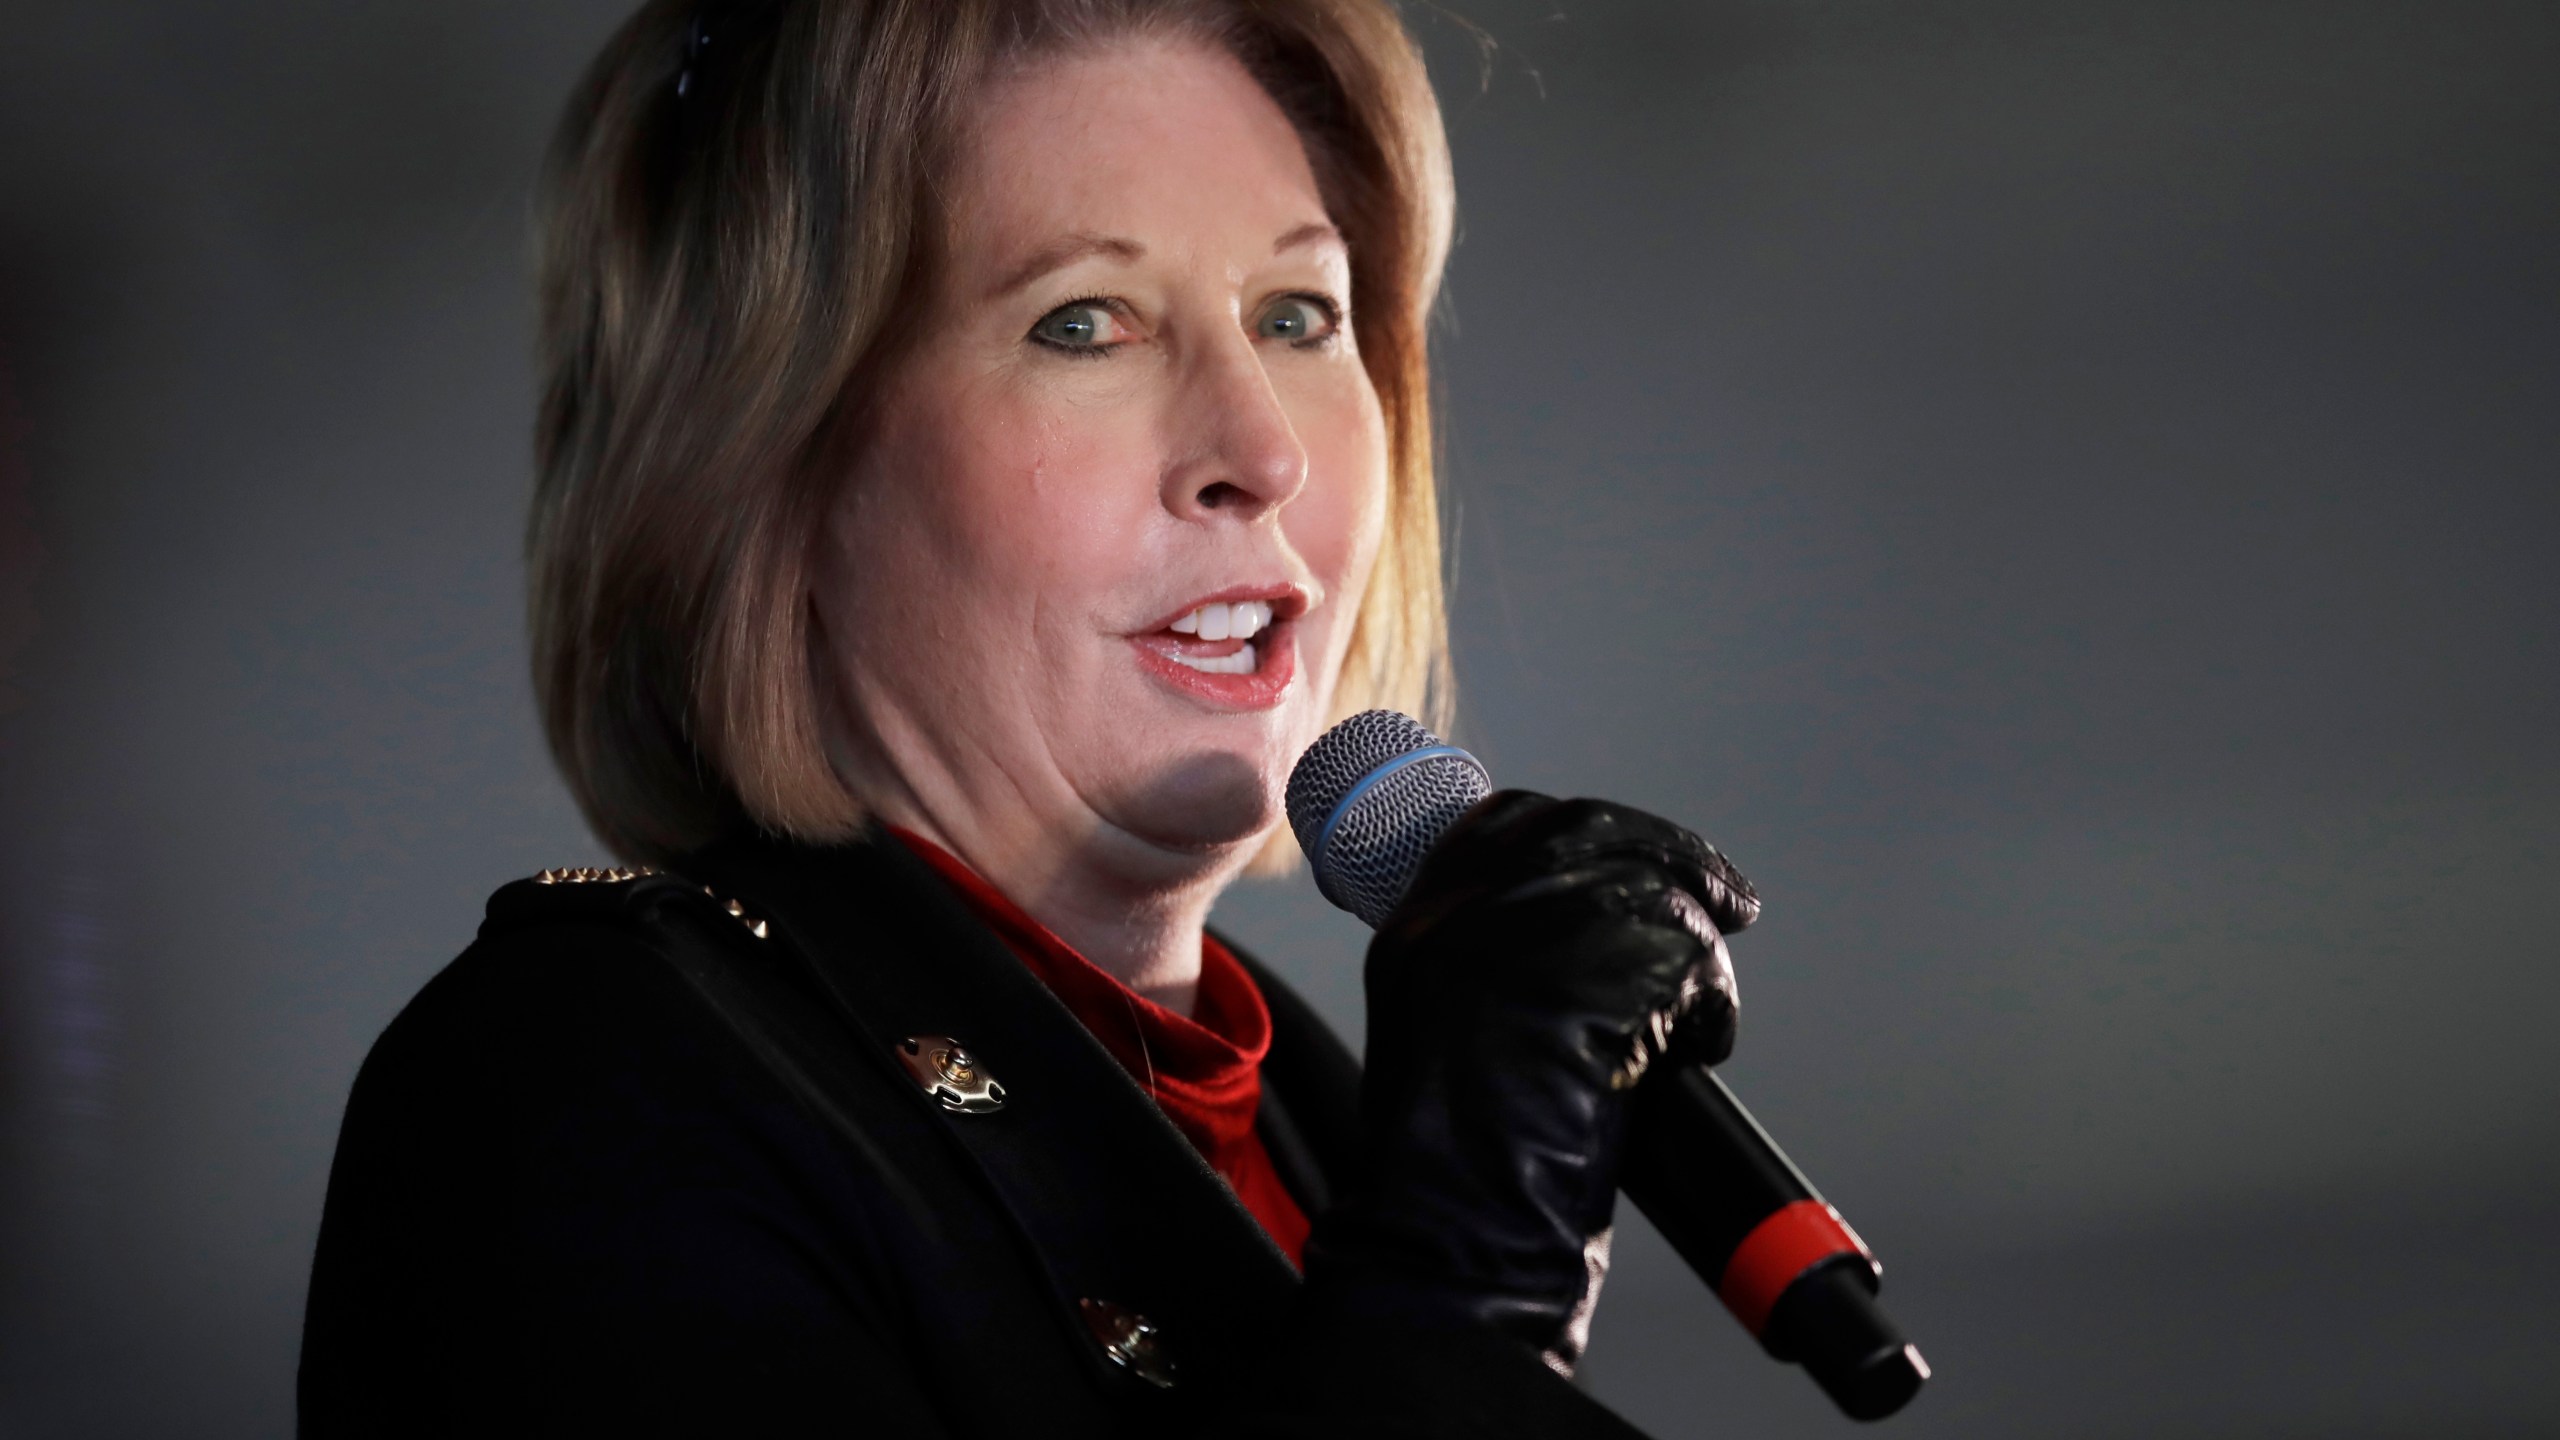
left=813, top=37, right=1389, bottom=881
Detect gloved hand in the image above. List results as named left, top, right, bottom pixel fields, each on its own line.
left=1302, top=791, right=1758, bottom=1375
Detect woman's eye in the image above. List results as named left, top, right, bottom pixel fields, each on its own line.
left=1255, top=294, right=1339, bottom=346
left=1029, top=302, right=1121, bottom=353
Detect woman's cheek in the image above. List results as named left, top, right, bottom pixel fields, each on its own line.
left=949, top=394, right=1126, bottom=589
left=1300, top=386, right=1390, bottom=628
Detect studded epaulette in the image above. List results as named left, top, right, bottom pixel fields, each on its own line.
left=483, top=863, right=770, bottom=942
left=531, top=865, right=655, bottom=886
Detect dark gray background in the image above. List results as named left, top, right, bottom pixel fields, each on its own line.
left=3, top=2, right=2554, bottom=1435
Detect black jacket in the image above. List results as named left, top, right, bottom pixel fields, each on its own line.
left=299, top=829, right=1647, bottom=1436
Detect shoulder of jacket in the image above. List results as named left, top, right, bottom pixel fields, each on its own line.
left=478, top=864, right=775, bottom=947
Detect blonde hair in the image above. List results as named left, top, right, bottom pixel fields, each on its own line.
left=531, top=0, right=1455, bottom=865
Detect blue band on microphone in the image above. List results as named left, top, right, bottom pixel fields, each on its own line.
left=1310, top=744, right=1481, bottom=879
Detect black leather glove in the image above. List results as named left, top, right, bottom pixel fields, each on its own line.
left=1303, top=791, right=1759, bottom=1375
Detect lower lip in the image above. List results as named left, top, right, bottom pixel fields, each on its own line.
left=1129, top=624, right=1298, bottom=710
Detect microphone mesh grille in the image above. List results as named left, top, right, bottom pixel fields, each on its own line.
left=1286, top=710, right=1491, bottom=928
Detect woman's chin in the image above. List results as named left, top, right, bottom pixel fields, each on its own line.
left=1092, top=745, right=1285, bottom=856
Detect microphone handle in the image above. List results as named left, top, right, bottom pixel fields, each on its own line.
left=1620, top=1064, right=1929, bottom=1421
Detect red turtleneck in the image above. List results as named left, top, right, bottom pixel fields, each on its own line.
left=891, top=830, right=1311, bottom=1266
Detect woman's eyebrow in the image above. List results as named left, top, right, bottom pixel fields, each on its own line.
left=1271, top=220, right=1341, bottom=256
left=991, top=222, right=1344, bottom=301
left=992, top=233, right=1144, bottom=299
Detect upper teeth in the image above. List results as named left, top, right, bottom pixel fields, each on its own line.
left=1169, top=600, right=1274, bottom=641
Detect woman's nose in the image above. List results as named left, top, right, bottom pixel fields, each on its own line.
left=1160, top=331, right=1309, bottom=521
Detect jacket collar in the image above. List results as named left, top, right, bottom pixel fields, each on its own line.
left=683, top=825, right=1305, bottom=1391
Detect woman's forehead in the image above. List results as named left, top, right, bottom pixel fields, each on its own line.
left=943, top=37, right=1337, bottom=291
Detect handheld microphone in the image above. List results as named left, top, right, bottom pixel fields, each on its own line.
left=1285, top=710, right=1929, bottom=1421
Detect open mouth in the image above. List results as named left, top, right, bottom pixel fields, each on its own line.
left=1130, top=591, right=1304, bottom=708
left=1160, top=599, right=1277, bottom=674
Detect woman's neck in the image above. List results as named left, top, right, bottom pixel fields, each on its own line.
left=887, top=803, right=1227, bottom=1017
left=821, top=692, right=1252, bottom=1016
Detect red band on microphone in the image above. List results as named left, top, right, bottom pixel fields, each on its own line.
left=1716, top=1199, right=1874, bottom=1336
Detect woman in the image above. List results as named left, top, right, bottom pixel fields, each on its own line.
left=299, top=1, right=1749, bottom=1434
